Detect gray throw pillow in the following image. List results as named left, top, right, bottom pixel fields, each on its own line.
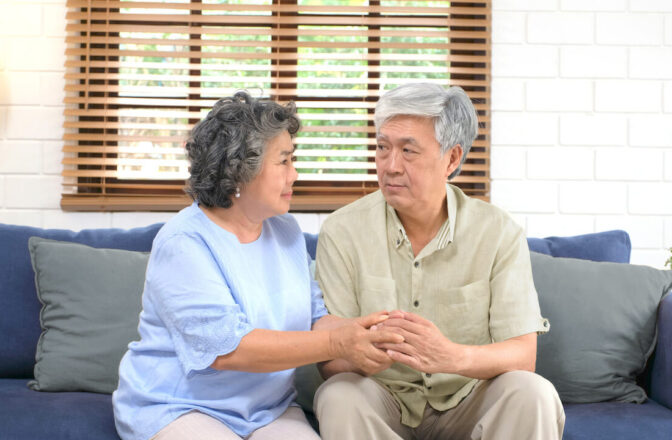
left=531, top=251, right=672, bottom=403
left=28, top=237, right=149, bottom=394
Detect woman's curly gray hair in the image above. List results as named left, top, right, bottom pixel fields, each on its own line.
left=185, top=91, right=301, bottom=208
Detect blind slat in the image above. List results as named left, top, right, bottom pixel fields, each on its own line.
left=66, top=11, right=485, bottom=27
left=67, top=1, right=484, bottom=15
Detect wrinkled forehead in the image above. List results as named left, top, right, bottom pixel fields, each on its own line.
left=377, top=115, right=438, bottom=144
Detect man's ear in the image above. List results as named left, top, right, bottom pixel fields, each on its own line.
left=445, top=144, right=463, bottom=179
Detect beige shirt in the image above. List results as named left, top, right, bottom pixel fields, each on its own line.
left=315, top=184, right=549, bottom=428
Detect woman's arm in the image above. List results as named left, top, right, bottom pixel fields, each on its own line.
left=210, top=312, right=402, bottom=373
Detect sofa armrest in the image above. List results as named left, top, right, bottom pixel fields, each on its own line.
left=651, top=291, right=672, bottom=409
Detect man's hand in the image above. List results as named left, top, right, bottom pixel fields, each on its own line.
left=374, top=311, right=465, bottom=374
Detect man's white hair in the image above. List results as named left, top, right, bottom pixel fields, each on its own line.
left=375, top=83, right=479, bottom=179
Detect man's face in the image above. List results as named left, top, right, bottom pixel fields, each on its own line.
left=375, top=115, right=461, bottom=215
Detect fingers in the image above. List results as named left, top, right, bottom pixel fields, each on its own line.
left=398, top=312, right=431, bottom=326
left=386, top=349, right=421, bottom=370
left=364, top=346, right=394, bottom=364
left=356, top=310, right=390, bottom=328
left=376, top=341, right=412, bottom=353
left=357, top=357, right=394, bottom=376
left=387, top=310, right=406, bottom=319
left=377, top=318, right=423, bottom=335
left=367, top=329, right=404, bottom=344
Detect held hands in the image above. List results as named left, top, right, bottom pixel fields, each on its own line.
left=327, top=311, right=403, bottom=376
left=372, top=310, right=466, bottom=375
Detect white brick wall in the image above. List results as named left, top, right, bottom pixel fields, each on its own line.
left=596, top=13, right=664, bottom=45
left=1, top=1, right=671, bottom=267
left=527, top=147, right=594, bottom=180
left=665, top=217, right=672, bottom=247
left=560, top=114, right=627, bottom=146
left=595, top=148, right=664, bottom=181
left=561, top=0, right=627, bottom=12
left=527, top=13, right=594, bottom=45
left=629, top=115, right=672, bottom=147
left=560, top=47, right=627, bottom=78
left=559, top=182, right=628, bottom=214
left=492, top=0, right=672, bottom=268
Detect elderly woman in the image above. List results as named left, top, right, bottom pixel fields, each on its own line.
left=112, top=92, right=401, bottom=440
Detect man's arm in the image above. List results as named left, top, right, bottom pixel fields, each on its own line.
left=314, top=225, right=394, bottom=378
left=376, top=311, right=536, bottom=380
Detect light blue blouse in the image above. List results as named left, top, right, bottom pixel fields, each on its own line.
left=113, top=203, right=328, bottom=440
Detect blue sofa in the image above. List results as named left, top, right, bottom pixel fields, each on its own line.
left=1, top=222, right=671, bottom=439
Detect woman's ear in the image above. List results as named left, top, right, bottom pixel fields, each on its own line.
left=445, top=144, right=463, bottom=179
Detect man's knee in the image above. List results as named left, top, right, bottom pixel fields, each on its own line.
left=314, top=372, right=367, bottom=417
left=496, top=370, right=563, bottom=414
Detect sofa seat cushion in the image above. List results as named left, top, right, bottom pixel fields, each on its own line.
left=0, top=379, right=119, bottom=440
left=563, top=400, right=672, bottom=440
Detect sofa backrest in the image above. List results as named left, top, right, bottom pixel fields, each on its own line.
left=304, top=229, right=631, bottom=262
left=0, top=222, right=631, bottom=380
left=527, top=229, right=631, bottom=263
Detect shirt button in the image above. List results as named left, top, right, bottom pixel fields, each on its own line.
left=544, top=321, right=549, bottom=328
left=413, top=300, right=419, bottom=307
left=396, top=239, right=400, bottom=245
left=425, top=373, right=432, bottom=378
left=414, top=261, right=419, bottom=268
left=427, top=386, right=432, bottom=390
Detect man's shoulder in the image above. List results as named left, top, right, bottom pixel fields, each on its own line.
left=450, top=185, right=522, bottom=236
left=321, top=190, right=386, bottom=233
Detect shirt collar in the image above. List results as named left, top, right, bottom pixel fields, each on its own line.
left=386, top=183, right=457, bottom=251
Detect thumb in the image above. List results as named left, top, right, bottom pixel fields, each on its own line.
left=356, top=311, right=389, bottom=328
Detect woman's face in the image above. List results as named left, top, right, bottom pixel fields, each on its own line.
left=240, top=130, right=298, bottom=219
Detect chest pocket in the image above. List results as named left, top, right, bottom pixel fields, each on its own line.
left=433, top=279, right=492, bottom=345
left=358, top=275, right=397, bottom=316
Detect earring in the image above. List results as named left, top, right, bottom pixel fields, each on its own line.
left=235, top=187, right=240, bottom=198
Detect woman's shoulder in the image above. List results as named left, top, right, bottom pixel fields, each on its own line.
left=152, top=203, right=216, bottom=249
left=263, top=214, right=309, bottom=255
left=265, top=213, right=302, bottom=236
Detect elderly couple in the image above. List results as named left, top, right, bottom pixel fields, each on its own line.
left=112, top=83, right=565, bottom=440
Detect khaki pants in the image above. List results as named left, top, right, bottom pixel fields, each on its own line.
left=152, top=406, right=319, bottom=440
left=315, top=371, right=565, bottom=440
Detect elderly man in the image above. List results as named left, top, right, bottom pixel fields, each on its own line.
left=313, top=83, right=564, bottom=440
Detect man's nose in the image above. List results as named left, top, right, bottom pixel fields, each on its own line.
left=386, top=148, right=403, bottom=174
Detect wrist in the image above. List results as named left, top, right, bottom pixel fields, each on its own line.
left=327, top=329, right=342, bottom=359
left=453, top=343, right=474, bottom=376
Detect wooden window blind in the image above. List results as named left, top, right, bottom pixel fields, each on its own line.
left=62, top=0, right=491, bottom=212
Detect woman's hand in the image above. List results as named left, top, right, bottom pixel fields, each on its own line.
left=312, top=310, right=390, bottom=331
left=327, top=312, right=403, bottom=376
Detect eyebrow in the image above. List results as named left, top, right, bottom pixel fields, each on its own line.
left=280, top=147, right=296, bottom=156
left=377, top=134, right=420, bottom=147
